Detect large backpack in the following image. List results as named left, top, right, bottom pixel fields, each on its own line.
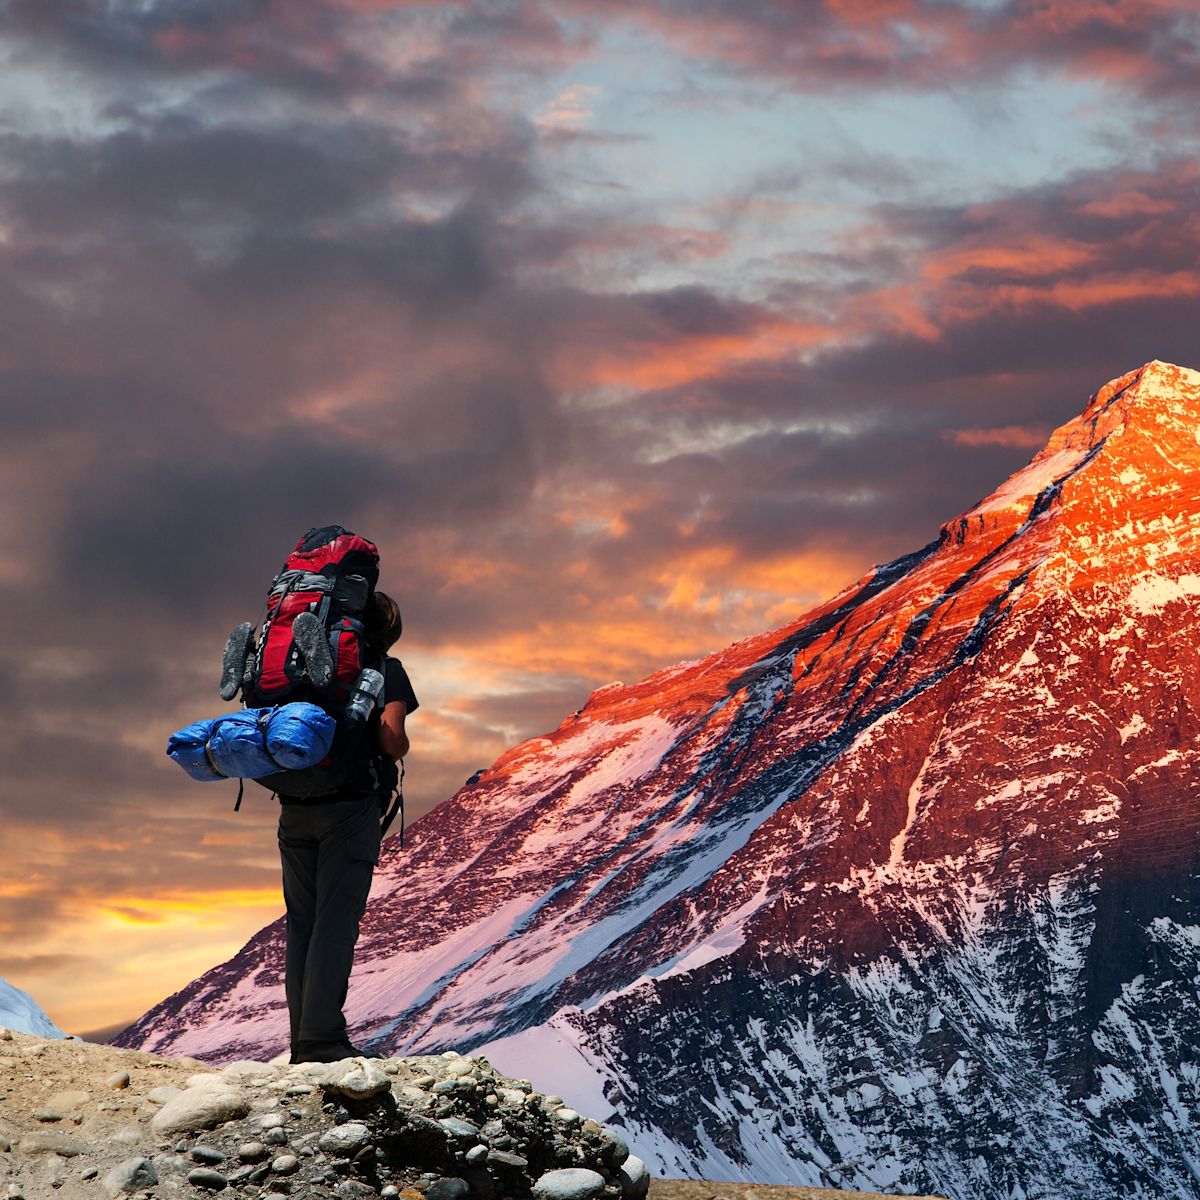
left=219, top=525, right=383, bottom=799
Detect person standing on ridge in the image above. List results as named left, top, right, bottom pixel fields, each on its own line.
left=278, top=589, right=418, bottom=1064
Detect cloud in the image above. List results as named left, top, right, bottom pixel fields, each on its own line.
left=559, top=0, right=1200, bottom=97
left=945, top=425, right=1051, bottom=448
left=2, top=0, right=1199, bottom=1034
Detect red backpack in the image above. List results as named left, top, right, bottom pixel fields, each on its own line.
left=221, top=525, right=380, bottom=710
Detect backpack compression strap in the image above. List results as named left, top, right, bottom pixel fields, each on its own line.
left=380, top=759, right=405, bottom=846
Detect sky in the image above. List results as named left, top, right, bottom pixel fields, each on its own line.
left=1, top=0, right=1198, bottom=1037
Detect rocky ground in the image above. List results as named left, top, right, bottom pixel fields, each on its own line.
left=0, top=1029, right=942, bottom=1200
left=648, top=1185, right=945, bottom=1200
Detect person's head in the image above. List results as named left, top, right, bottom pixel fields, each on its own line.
left=364, top=590, right=403, bottom=653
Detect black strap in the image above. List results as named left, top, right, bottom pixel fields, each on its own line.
left=380, top=759, right=405, bottom=844
left=234, top=778, right=245, bottom=812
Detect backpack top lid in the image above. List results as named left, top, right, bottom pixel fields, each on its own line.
left=286, top=525, right=380, bottom=590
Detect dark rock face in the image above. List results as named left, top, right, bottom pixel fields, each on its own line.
left=118, top=361, right=1200, bottom=1199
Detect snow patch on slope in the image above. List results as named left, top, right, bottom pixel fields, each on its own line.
left=0, top=976, right=68, bottom=1039
left=1126, top=572, right=1200, bottom=616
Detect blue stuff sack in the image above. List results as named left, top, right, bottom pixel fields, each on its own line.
left=207, top=710, right=277, bottom=778
left=166, top=718, right=222, bottom=781
left=265, top=703, right=336, bottom=769
left=166, top=703, right=336, bottom=782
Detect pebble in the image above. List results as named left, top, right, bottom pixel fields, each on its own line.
left=257, top=1113, right=285, bottom=1129
left=413, top=1075, right=437, bottom=1089
left=339, top=1183, right=381, bottom=1200
left=186, top=1166, right=229, bottom=1191
left=601, top=1127, right=630, bottom=1164
left=35, top=1088, right=92, bottom=1123
left=317, top=1121, right=369, bottom=1157
left=153, top=1153, right=190, bottom=1177
left=191, top=1145, right=225, bottom=1164
left=465, top=1145, right=489, bottom=1165
left=237, top=1141, right=270, bottom=1163
left=221, top=1060, right=276, bottom=1079
left=151, top=1086, right=250, bottom=1135
left=285, top=1083, right=314, bottom=1096
left=488, top=1150, right=529, bottom=1170
left=0, top=1136, right=8, bottom=1153
left=80, top=1167, right=98, bottom=1181
left=425, top=1179, right=470, bottom=1200
left=553, top=1108, right=584, bottom=1126
left=17, top=1131, right=88, bottom=1157
left=271, top=1154, right=300, bottom=1175
left=616, top=1156, right=650, bottom=1200
left=321, top=1057, right=391, bottom=1099
left=532, top=1168, right=608, bottom=1200
left=263, top=1126, right=289, bottom=1146
left=103, top=1157, right=158, bottom=1195
left=105, top=1071, right=131, bottom=1090
left=439, top=1117, right=480, bottom=1140
left=147, top=1085, right=183, bottom=1105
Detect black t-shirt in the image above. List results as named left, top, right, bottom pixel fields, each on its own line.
left=379, top=657, right=419, bottom=714
left=278, top=656, right=416, bottom=804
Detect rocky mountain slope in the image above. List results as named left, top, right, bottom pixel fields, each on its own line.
left=118, top=362, right=1200, bottom=1199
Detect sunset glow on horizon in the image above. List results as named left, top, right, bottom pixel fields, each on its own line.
left=1, top=0, right=1198, bottom=1035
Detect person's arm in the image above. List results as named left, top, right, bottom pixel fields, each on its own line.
left=377, top=700, right=409, bottom=760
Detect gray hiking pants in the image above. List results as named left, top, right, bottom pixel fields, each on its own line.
left=277, top=794, right=381, bottom=1047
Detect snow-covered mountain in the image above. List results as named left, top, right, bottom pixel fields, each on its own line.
left=1, top=975, right=68, bottom=1038
left=118, top=361, right=1200, bottom=1199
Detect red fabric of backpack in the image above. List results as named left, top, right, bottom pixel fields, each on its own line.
left=230, top=526, right=380, bottom=711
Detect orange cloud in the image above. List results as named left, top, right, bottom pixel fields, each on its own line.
left=946, top=425, right=1052, bottom=448
left=554, top=315, right=835, bottom=390
left=922, top=235, right=1096, bottom=282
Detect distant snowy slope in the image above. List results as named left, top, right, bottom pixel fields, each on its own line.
left=0, top=976, right=68, bottom=1038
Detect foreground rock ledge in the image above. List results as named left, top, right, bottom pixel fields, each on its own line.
left=0, top=1028, right=944, bottom=1200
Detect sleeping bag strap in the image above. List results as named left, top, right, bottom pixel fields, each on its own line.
left=234, top=778, right=245, bottom=812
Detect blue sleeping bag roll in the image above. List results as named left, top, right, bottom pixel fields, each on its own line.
left=265, top=703, right=336, bottom=769
left=167, top=703, right=337, bottom=782
left=166, top=718, right=222, bottom=781
left=207, top=709, right=278, bottom=778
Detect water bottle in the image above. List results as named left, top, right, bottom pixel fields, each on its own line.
left=344, top=667, right=385, bottom=723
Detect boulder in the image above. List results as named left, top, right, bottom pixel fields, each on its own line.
left=616, top=1155, right=649, bottom=1199
left=532, top=1168, right=608, bottom=1200
left=151, top=1086, right=249, bottom=1135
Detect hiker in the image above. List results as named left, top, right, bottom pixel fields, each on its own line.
left=277, top=588, right=418, bottom=1064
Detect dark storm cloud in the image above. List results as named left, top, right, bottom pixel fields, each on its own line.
left=3, top=0, right=589, bottom=100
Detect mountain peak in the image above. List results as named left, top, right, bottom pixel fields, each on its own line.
left=118, top=362, right=1200, bottom=1199
left=942, top=360, right=1200, bottom=553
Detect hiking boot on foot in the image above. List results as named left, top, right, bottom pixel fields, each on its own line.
left=291, top=1040, right=383, bottom=1064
